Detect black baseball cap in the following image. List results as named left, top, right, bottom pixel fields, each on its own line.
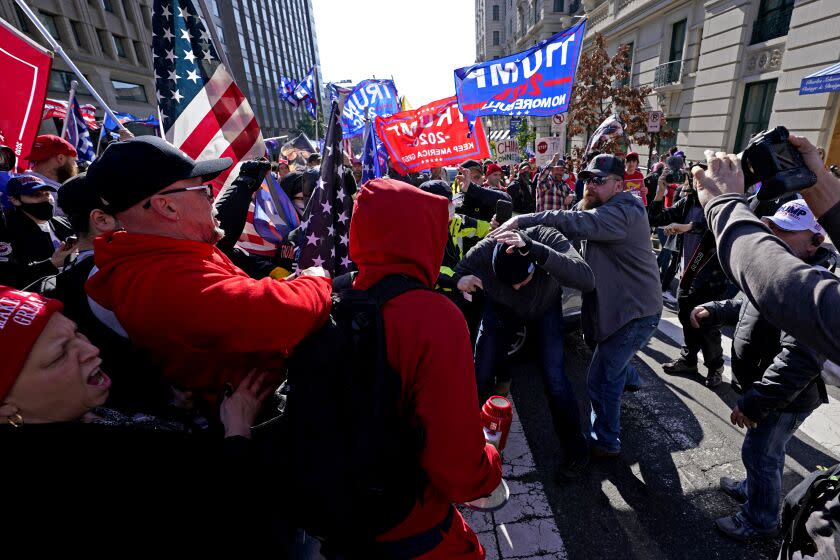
left=578, top=154, right=625, bottom=181
left=419, top=180, right=452, bottom=201
left=461, top=159, right=481, bottom=170
left=307, top=153, right=321, bottom=164
left=57, top=173, right=100, bottom=217
left=86, top=136, right=232, bottom=213
left=492, top=243, right=534, bottom=285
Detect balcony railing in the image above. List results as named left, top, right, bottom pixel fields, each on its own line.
left=653, top=59, right=683, bottom=88
left=750, top=7, right=794, bottom=44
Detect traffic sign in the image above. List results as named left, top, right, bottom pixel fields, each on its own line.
left=647, top=111, right=663, bottom=133
left=551, top=113, right=566, bottom=134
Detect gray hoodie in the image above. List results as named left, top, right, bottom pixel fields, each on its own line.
left=706, top=194, right=840, bottom=363
left=518, top=191, right=662, bottom=342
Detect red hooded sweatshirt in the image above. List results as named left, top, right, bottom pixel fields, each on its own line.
left=351, top=179, right=502, bottom=559
left=86, top=232, right=332, bottom=399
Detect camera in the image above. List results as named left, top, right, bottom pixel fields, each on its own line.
left=740, top=126, right=817, bottom=200
left=664, top=155, right=686, bottom=184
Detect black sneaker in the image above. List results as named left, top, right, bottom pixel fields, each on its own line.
left=663, top=359, right=698, bottom=375
left=719, top=476, right=746, bottom=503
left=555, top=455, right=589, bottom=482
left=706, top=367, right=724, bottom=388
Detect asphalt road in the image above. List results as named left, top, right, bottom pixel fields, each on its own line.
left=509, top=305, right=839, bottom=560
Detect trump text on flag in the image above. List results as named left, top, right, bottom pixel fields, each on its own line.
left=376, top=96, right=490, bottom=174
left=454, top=19, right=586, bottom=125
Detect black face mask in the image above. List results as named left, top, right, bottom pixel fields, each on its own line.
left=20, top=200, right=55, bottom=221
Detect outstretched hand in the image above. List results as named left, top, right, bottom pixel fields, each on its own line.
left=694, top=151, right=744, bottom=208
left=220, top=369, right=274, bottom=439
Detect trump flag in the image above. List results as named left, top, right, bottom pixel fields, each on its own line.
left=454, top=19, right=586, bottom=126
left=376, top=96, right=489, bottom=175
left=0, top=16, right=52, bottom=166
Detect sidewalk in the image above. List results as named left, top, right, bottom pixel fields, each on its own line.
left=460, top=403, right=567, bottom=559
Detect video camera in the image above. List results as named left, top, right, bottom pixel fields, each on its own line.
left=740, top=126, right=816, bottom=200
left=664, top=155, right=686, bottom=184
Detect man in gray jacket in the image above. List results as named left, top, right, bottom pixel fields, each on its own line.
left=691, top=199, right=827, bottom=541
left=493, top=154, right=662, bottom=458
left=454, top=226, right=595, bottom=480
left=694, top=138, right=840, bottom=363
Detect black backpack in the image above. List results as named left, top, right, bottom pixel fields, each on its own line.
left=273, top=274, right=429, bottom=555
left=778, top=463, right=840, bottom=560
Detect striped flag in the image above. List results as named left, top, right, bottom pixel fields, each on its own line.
left=42, top=98, right=99, bottom=128
left=152, top=0, right=278, bottom=255
left=65, top=97, right=95, bottom=161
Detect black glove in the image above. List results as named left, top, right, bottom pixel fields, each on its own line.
left=235, top=158, right=271, bottom=192
left=515, top=231, right=533, bottom=255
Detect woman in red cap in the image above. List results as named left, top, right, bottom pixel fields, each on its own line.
left=0, top=286, right=274, bottom=552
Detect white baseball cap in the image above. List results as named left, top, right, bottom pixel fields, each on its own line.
left=766, top=199, right=823, bottom=234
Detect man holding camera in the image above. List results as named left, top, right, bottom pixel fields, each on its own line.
left=691, top=198, right=827, bottom=541
left=492, top=154, right=662, bottom=459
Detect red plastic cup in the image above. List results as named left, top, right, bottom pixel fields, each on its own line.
left=481, top=395, right=513, bottom=451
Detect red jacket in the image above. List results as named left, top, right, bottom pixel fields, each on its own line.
left=351, top=179, right=502, bottom=559
left=86, top=232, right=332, bottom=400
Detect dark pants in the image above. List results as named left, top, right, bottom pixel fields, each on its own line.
left=676, top=286, right=725, bottom=371
left=474, top=299, right=587, bottom=457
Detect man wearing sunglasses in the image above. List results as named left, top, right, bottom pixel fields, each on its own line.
left=83, top=136, right=332, bottom=410
left=492, top=154, right=662, bottom=460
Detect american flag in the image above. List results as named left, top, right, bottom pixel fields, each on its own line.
left=43, top=98, right=98, bottom=129
left=360, top=119, right=386, bottom=185
left=152, top=0, right=279, bottom=255
left=296, top=100, right=354, bottom=276
left=65, top=97, right=96, bottom=162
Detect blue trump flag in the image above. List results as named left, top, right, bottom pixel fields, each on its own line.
left=454, top=19, right=586, bottom=127
left=66, top=98, right=95, bottom=162
left=360, top=119, right=386, bottom=185
left=340, top=79, right=399, bottom=139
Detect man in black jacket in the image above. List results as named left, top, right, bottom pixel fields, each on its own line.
left=693, top=199, right=827, bottom=541
left=649, top=173, right=727, bottom=387
left=454, top=159, right=511, bottom=221
left=506, top=161, right=536, bottom=214
left=0, top=175, right=75, bottom=289
left=454, top=226, right=595, bottom=481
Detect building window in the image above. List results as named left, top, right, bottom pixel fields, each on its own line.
left=133, top=41, right=145, bottom=66
left=619, top=42, right=634, bottom=86
left=493, top=4, right=500, bottom=20
left=554, top=0, right=564, bottom=11
left=734, top=79, right=777, bottom=152
left=70, top=21, right=86, bottom=50
left=111, top=79, right=147, bottom=102
left=97, top=30, right=110, bottom=54
left=113, top=35, right=127, bottom=57
left=658, top=118, right=680, bottom=155
left=669, top=19, right=686, bottom=63
left=751, top=0, right=795, bottom=44
left=102, top=0, right=114, bottom=12
left=38, top=11, right=60, bottom=41
left=211, top=0, right=220, bottom=17
left=48, top=70, right=91, bottom=95
left=493, top=30, right=500, bottom=45
left=122, top=0, right=133, bottom=22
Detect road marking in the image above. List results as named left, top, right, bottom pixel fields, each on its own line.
left=657, top=313, right=840, bottom=457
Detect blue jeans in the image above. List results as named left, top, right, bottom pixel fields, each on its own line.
left=474, top=299, right=587, bottom=456
left=587, top=313, right=660, bottom=452
left=733, top=410, right=811, bottom=531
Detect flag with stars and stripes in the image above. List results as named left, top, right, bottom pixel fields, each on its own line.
left=65, top=97, right=95, bottom=161
left=360, top=119, right=386, bottom=185
left=152, top=0, right=279, bottom=255
left=296, top=100, right=354, bottom=276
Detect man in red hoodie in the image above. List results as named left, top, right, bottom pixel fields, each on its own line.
left=351, top=178, right=502, bottom=559
left=84, top=136, right=332, bottom=404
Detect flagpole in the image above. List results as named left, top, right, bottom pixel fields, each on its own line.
left=13, top=0, right=127, bottom=132
left=60, top=80, right=78, bottom=139
left=313, top=65, right=321, bottom=144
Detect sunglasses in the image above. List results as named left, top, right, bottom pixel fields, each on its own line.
left=143, top=184, right=214, bottom=209
left=584, top=176, right=616, bottom=186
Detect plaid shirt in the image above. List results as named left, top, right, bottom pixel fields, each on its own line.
left=536, top=172, right=574, bottom=212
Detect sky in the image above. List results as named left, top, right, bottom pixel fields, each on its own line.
left=311, top=0, right=477, bottom=108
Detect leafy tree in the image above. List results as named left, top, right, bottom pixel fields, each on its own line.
left=516, top=117, right=536, bottom=156
left=568, top=33, right=671, bottom=155
left=293, top=109, right=326, bottom=140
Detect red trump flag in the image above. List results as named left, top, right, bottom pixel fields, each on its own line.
left=0, top=16, right=52, bottom=166
left=376, top=96, right=490, bottom=174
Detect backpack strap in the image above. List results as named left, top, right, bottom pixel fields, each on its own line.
left=366, top=274, right=429, bottom=307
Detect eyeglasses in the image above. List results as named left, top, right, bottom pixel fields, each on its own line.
left=584, top=176, right=618, bottom=186
left=143, top=184, right=214, bottom=209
